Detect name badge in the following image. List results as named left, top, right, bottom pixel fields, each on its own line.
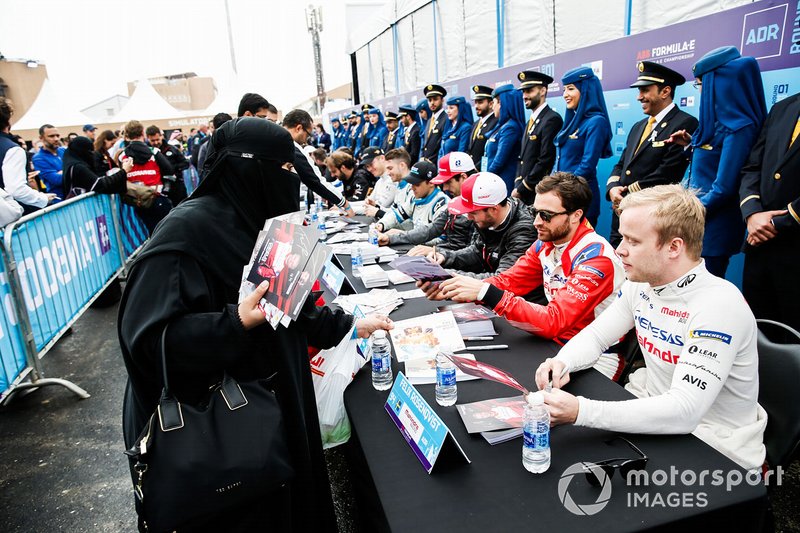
left=529, top=134, right=538, bottom=141
left=651, top=141, right=665, bottom=148
left=449, top=135, right=457, bottom=139
left=433, top=129, right=439, bottom=134
left=699, top=144, right=714, bottom=151
left=385, top=372, right=470, bottom=474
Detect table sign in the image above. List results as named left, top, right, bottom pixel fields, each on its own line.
left=384, top=372, right=470, bottom=474
left=321, top=259, right=346, bottom=296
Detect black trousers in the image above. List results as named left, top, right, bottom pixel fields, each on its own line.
left=743, top=235, right=800, bottom=333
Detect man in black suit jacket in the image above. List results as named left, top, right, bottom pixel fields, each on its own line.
left=398, top=105, right=421, bottom=165
left=382, top=111, right=400, bottom=152
left=466, top=85, right=498, bottom=171
left=421, top=84, right=447, bottom=163
left=512, top=71, right=563, bottom=205
left=606, top=61, right=698, bottom=246
left=739, top=92, right=800, bottom=331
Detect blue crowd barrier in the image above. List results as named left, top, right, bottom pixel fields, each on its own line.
left=0, top=193, right=148, bottom=401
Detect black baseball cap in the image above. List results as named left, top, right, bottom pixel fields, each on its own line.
left=360, top=146, right=384, bottom=165
left=403, top=160, right=437, bottom=185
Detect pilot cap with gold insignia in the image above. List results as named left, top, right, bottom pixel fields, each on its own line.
left=423, top=84, right=447, bottom=98
left=630, top=61, right=686, bottom=88
left=517, top=70, right=554, bottom=90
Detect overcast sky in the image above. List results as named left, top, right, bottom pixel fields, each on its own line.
left=0, top=0, right=353, bottom=112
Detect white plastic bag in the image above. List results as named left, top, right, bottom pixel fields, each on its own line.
left=310, top=325, right=370, bottom=449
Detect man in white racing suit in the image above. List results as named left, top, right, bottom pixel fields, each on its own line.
left=536, top=184, right=767, bottom=470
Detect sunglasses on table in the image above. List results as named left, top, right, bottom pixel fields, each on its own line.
left=530, top=208, right=571, bottom=222
left=582, top=436, right=649, bottom=486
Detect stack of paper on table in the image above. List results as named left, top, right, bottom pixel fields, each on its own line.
left=455, top=396, right=527, bottom=444
left=404, top=353, right=482, bottom=385
left=437, top=302, right=498, bottom=337
left=326, top=232, right=368, bottom=244
left=331, top=243, right=398, bottom=264
left=360, top=264, right=389, bottom=288
left=333, top=289, right=404, bottom=316
left=388, top=311, right=466, bottom=362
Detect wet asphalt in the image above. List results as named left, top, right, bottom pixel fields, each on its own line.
left=1, top=299, right=799, bottom=532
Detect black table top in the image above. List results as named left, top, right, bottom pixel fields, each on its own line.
left=328, top=221, right=767, bottom=532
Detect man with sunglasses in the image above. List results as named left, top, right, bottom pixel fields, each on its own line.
left=536, top=185, right=766, bottom=470
left=427, top=172, right=626, bottom=380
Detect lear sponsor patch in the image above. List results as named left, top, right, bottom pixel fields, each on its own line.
left=690, top=329, right=732, bottom=344
left=577, top=264, right=605, bottom=278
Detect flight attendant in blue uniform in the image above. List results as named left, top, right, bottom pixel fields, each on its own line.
left=439, top=96, right=474, bottom=159
left=367, top=108, right=389, bottom=148
left=685, top=46, right=766, bottom=278
left=415, top=99, right=432, bottom=152
left=554, top=66, right=613, bottom=227
left=484, top=84, right=525, bottom=193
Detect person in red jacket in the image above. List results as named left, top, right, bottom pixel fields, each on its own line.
left=432, top=172, right=627, bottom=380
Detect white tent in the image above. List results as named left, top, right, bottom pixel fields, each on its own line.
left=11, top=78, right=92, bottom=131
left=111, top=79, right=191, bottom=123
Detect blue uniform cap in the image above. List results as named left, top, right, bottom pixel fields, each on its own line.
left=446, top=96, right=467, bottom=106
left=367, top=108, right=381, bottom=115
left=491, top=84, right=515, bottom=98
left=561, top=66, right=596, bottom=86
left=692, top=46, right=741, bottom=78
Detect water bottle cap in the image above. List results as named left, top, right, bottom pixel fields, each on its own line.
left=527, top=391, right=544, bottom=406
left=373, top=330, right=386, bottom=339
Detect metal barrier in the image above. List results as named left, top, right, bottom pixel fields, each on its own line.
left=0, top=193, right=149, bottom=404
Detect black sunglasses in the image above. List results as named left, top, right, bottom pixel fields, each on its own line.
left=531, top=208, right=571, bottom=223
left=582, top=436, right=648, bottom=486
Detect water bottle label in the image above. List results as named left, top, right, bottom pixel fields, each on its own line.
left=436, top=367, right=456, bottom=386
left=523, top=423, right=550, bottom=450
left=372, top=356, right=385, bottom=372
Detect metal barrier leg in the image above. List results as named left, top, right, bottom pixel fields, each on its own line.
left=1, top=377, right=91, bottom=406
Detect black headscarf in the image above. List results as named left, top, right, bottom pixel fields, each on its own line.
left=132, top=117, right=301, bottom=287
left=62, top=136, right=95, bottom=174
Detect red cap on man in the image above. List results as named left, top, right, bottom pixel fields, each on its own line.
left=447, top=172, right=508, bottom=215
left=431, top=151, right=476, bottom=184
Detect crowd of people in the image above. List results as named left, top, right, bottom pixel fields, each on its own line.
left=0, top=41, right=797, bottom=531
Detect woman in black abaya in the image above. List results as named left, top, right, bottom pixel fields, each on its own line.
left=118, top=118, right=390, bottom=532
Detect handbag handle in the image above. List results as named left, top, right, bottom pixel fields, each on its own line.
left=157, top=325, right=250, bottom=432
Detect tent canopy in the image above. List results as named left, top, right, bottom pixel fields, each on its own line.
left=11, top=78, right=92, bottom=131
left=111, top=79, right=190, bottom=123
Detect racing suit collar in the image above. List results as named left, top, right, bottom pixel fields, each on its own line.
left=649, top=260, right=707, bottom=297
left=540, top=220, right=595, bottom=276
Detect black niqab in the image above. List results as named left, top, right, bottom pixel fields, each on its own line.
left=133, top=117, right=300, bottom=284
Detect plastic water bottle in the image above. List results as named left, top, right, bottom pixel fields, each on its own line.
left=300, top=197, right=308, bottom=213
left=316, top=197, right=324, bottom=213
left=368, top=223, right=379, bottom=246
left=309, top=203, right=318, bottom=226
left=435, top=350, right=457, bottom=406
left=523, top=392, right=551, bottom=473
left=317, top=212, right=327, bottom=233
left=371, top=330, right=393, bottom=391
left=351, top=245, right=363, bottom=277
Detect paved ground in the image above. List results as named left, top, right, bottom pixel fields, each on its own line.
left=1, top=299, right=799, bottom=532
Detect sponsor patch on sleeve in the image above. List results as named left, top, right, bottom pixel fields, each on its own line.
left=577, top=264, right=605, bottom=278
left=689, top=329, right=732, bottom=344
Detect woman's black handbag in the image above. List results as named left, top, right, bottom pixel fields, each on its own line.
left=125, top=326, right=294, bottom=531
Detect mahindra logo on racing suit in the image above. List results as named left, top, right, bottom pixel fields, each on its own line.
left=637, top=333, right=680, bottom=364
left=676, top=274, right=696, bottom=288
left=660, top=307, right=690, bottom=320
left=635, top=315, right=684, bottom=346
